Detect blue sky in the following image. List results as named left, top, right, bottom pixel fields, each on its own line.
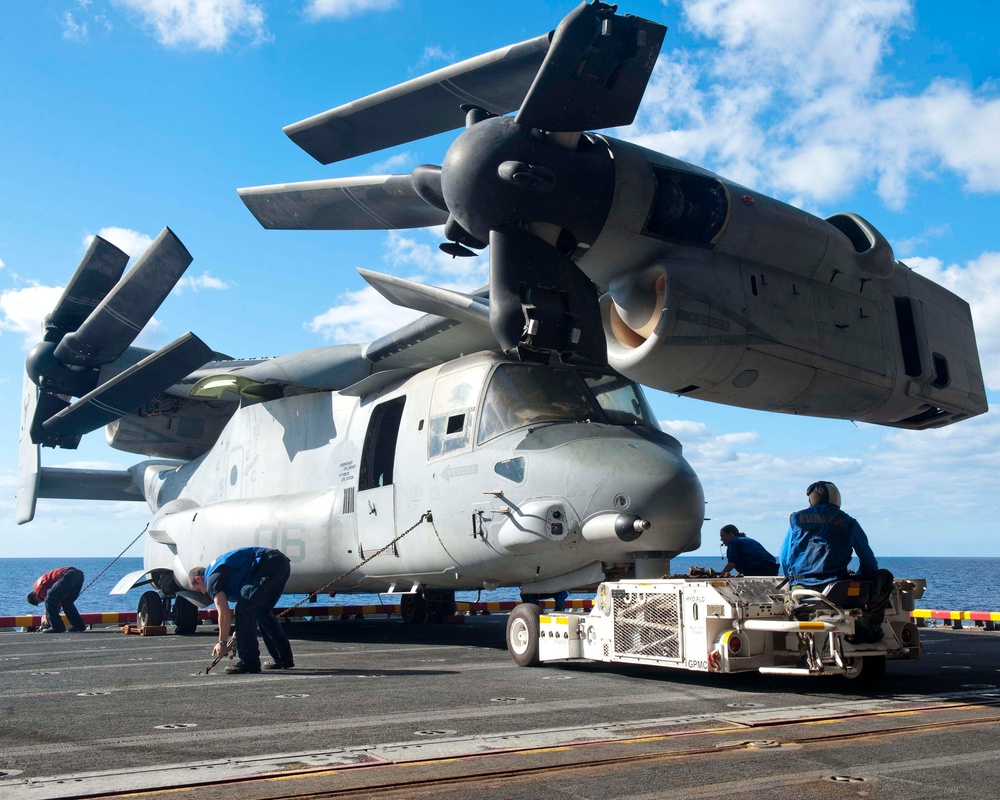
left=1, top=0, right=998, bottom=560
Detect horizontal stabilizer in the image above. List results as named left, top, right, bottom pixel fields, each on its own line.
left=42, top=332, right=214, bottom=440
left=358, top=269, right=490, bottom=328
left=284, top=34, right=551, bottom=164
left=239, top=176, right=448, bottom=231
left=37, top=467, right=143, bottom=503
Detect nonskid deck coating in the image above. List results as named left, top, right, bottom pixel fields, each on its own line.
left=3, top=615, right=1000, bottom=798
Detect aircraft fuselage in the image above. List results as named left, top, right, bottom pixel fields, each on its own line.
left=140, top=352, right=704, bottom=595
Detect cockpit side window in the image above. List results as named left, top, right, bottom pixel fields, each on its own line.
left=581, top=371, right=657, bottom=427
left=427, top=365, right=489, bottom=460
left=476, top=364, right=595, bottom=444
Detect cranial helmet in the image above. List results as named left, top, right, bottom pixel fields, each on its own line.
left=807, top=481, right=841, bottom=507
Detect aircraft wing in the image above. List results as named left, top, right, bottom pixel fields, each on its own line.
left=366, top=314, right=500, bottom=371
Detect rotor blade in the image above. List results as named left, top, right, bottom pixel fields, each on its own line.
left=516, top=2, right=666, bottom=132
left=284, top=34, right=551, bottom=165
left=16, top=370, right=41, bottom=524
left=239, top=175, right=449, bottom=231
left=44, top=236, right=130, bottom=339
left=53, top=228, right=193, bottom=367
left=358, top=269, right=490, bottom=328
left=42, top=332, right=213, bottom=439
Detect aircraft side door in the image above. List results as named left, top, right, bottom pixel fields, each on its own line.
left=356, top=396, right=405, bottom=559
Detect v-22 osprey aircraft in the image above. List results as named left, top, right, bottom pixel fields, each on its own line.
left=17, top=1, right=987, bottom=628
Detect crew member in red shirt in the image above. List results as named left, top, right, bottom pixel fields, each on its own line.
left=27, top=567, right=87, bottom=633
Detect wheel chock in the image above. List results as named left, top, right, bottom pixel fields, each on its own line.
left=121, top=624, right=167, bottom=636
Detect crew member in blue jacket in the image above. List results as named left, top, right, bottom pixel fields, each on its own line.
left=189, top=548, right=294, bottom=674
left=719, top=525, right=779, bottom=576
left=780, top=481, right=894, bottom=643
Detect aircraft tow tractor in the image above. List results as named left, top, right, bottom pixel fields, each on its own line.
left=506, top=576, right=925, bottom=688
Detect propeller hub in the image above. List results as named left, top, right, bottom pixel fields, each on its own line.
left=441, top=116, right=614, bottom=249
left=25, top=341, right=100, bottom=396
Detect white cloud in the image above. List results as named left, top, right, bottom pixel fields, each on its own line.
left=111, top=0, right=270, bottom=50
left=893, top=224, right=952, bottom=258
left=411, top=44, right=458, bottom=75
left=0, top=284, right=63, bottom=346
left=305, top=227, right=488, bottom=344
left=369, top=152, right=415, bottom=175
left=660, top=411, right=1000, bottom=555
left=176, top=271, right=234, bottom=292
left=630, top=0, right=1000, bottom=210
left=131, top=316, right=169, bottom=348
left=62, top=12, right=89, bottom=41
left=307, top=284, right=422, bottom=343
left=304, top=0, right=398, bottom=22
left=384, top=229, right=487, bottom=287
left=0, top=228, right=175, bottom=350
left=906, top=252, right=1000, bottom=390
left=89, top=227, right=153, bottom=260
left=0, top=282, right=169, bottom=350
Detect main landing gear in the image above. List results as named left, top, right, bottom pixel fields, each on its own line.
left=136, top=572, right=201, bottom=634
left=400, top=588, right=456, bottom=624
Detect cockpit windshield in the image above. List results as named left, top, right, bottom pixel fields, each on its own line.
left=580, top=370, right=658, bottom=427
left=476, top=363, right=656, bottom=444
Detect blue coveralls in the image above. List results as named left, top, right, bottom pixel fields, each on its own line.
left=780, top=503, right=893, bottom=637
left=725, top=536, right=779, bottom=575
left=205, top=548, right=293, bottom=670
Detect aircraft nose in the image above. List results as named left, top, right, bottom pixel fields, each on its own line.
left=574, top=434, right=704, bottom=557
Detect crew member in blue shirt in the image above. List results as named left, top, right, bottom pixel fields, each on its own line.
left=780, top=481, right=894, bottom=643
left=189, top=547, right=294, bottom=674
left=719, top=525, right=779, bottom=576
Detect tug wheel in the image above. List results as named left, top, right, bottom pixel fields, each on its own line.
left=842, top=655, right=886, bottom=690
left=507, top=603, right=542, bottom=667
left=137, top=590, right=164, bottom=629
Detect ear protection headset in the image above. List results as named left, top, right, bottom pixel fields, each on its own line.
left=807, top=481, right=841, bottom=507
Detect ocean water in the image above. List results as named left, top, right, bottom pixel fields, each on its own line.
left=1, top=556, right=997, bottom=618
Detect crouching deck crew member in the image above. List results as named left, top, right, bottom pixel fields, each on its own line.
left=189, top=547, right=295, bottom=674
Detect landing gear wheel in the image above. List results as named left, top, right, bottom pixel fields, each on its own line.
left=506, top=603, right=542, bottom=667
left=137, top=590, right=164, bottom=629
left=425, top=589, right=456, bottom=623
left=401, top=592, right=427, bottom=625
left=172, top=596, right=198, bottom=635
left=842, top=655, right=885, bottom=690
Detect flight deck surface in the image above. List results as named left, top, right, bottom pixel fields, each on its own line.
left=3, top=615, right=1000, bottom=799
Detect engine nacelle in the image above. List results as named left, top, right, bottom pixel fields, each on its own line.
left=599, top=252, right=986, bottom=430
left=580, top=140, right=987, bottom=429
